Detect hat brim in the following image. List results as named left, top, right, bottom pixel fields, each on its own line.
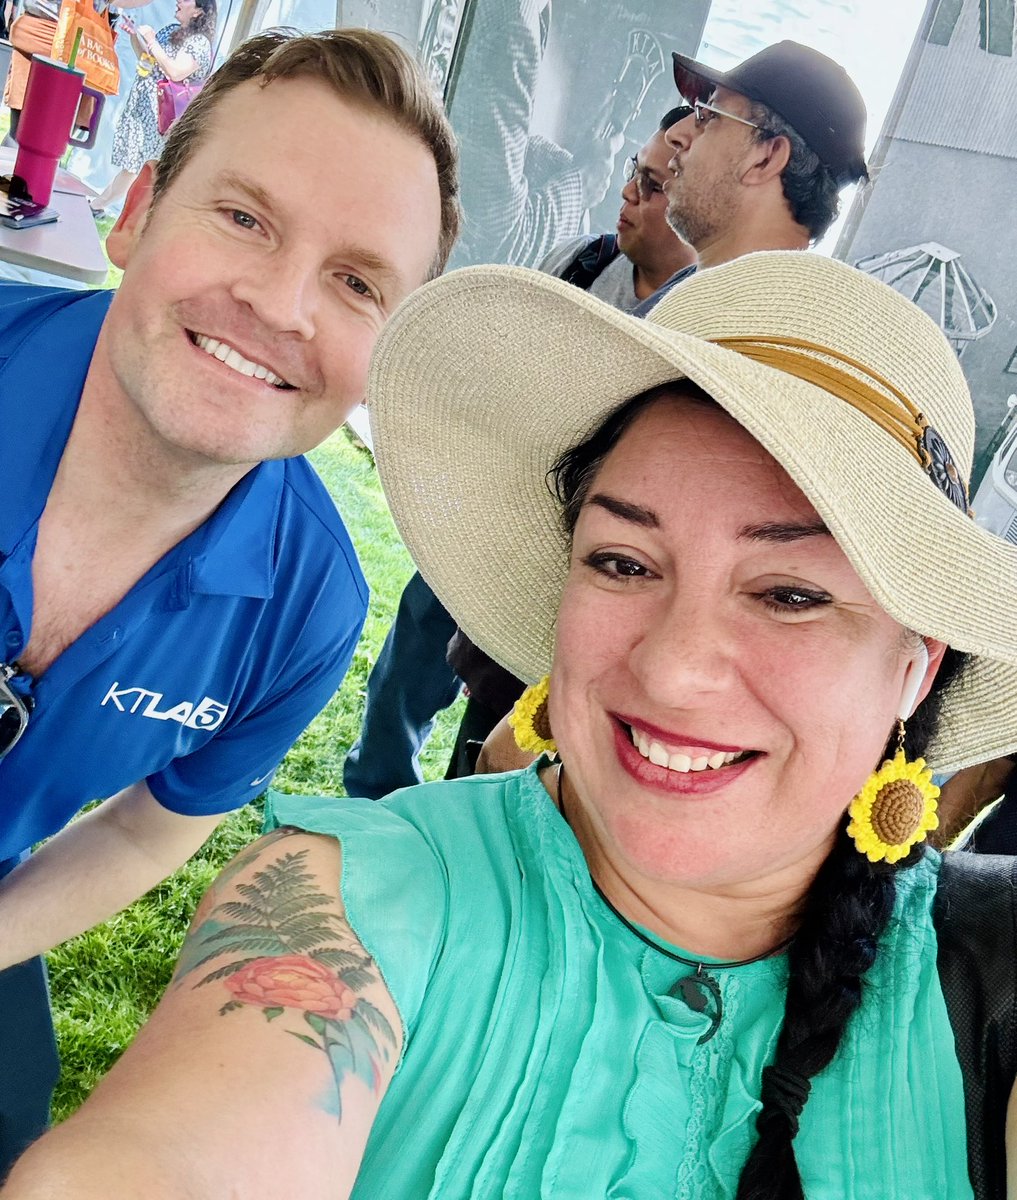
left=671, top=51, right=727, bottom=103
left=369, top=264, right=1017, bottom=772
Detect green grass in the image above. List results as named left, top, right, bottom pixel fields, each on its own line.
left=47, top=428, right=464, bottom=1118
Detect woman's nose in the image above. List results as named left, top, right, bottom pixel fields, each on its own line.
left=625, top=589, right=736, bottom=707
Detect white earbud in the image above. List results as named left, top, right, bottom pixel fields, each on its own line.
left=897, top=642, right=930, bottom=721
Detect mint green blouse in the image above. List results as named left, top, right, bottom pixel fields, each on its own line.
left=268, top=765, right=973, bottom=1200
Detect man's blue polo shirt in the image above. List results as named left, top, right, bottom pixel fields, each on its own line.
left=0, top=284, right=368, bottom=863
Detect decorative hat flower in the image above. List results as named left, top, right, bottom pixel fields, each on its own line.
left=508, top=675, right=556, bottom=754
left=919, top=425, right=969, bottom=514
left=847, top=750, right=940, bottom=864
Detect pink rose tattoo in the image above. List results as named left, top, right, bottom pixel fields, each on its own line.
left=225, top=955, right=358, bottom=1020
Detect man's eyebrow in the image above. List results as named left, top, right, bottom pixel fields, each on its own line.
left=217, top=171, right=276, bottom=213
left=586, top=493, right=660, bottom=528
left=336, top=243, right=399, bottom=280
left=738, top=520, right=831, bottom=543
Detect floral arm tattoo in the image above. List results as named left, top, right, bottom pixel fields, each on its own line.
left=173, top=828, right=397, bottom=1120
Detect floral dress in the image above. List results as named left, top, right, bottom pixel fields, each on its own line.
left=111, top=23, right=212, bottom=172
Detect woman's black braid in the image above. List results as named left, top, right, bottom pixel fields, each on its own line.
left=735, top=649, right=966, bottom=1199
left=734, top=830, right=901, bottom=1198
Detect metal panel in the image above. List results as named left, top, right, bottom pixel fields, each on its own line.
left=894, top=0, right=1017, bottom=158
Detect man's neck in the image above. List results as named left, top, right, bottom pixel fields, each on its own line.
left=59, top=364, right=254, bottom=545
left=632, top=257, right=692, bottom=300
left=695, top=218, right=811, bottom=271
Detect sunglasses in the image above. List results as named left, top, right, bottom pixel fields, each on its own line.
left=0, top=663, right=31, bottom=762
left=622, top=156, right=666, bottom=201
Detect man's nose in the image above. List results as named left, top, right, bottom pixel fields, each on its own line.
left=665, top=110, right=696, bottom=152
left=231, top=254, right=318, bottom=342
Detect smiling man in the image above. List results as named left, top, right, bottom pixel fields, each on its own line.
left=0, top=27, right=457, bottom=1172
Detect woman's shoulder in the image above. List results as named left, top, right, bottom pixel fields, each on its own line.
left=181, top=29, right=213, bottom=54
left=265, top=770, right=557, bottom=1031
left=269, top=768, right=567, bottom=918
left=275, top=767, right=552, bottom=859
left=267, top=768, right=553, bottom=895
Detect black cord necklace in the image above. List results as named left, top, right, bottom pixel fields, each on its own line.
left=555, top=763, right=794, bottom=1044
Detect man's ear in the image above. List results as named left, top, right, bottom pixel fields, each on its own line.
left=105, top=161, right=157, bottom=268
left=741, top=133, right=792, bottom=187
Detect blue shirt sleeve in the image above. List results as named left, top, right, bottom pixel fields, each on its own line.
left=145, top=594, right=365, bottom=815
left=144, top=455, right=368, bottom=816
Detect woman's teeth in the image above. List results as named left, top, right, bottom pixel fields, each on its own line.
left=630, top=727, right=746, bottom=773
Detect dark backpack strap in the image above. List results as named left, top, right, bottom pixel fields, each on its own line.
left=559, top=234, right=621, bottom=291
left=933, top=851, right=1017, bottom=1200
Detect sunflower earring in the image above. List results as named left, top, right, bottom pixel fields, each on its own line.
left=508, top=675, right=556, bottom=755
left=847, top=719, right=940, bottom=863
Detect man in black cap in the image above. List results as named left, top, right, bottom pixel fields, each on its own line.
left=629, top=40, right=868, bottom=316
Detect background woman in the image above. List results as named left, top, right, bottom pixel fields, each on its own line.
left=2, top=0, right=152, bottom=148
left=4, top=252, right=1017, bottom=1200
left=88, top=0, right=214, bottom=216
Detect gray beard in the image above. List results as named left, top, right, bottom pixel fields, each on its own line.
left=665, top=199, right=701, bottom=249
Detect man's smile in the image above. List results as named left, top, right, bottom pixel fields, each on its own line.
left=189, top=332, right=295, bottom=390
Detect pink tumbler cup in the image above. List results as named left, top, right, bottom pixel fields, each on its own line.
left=12, top=55, right=104, bottom=206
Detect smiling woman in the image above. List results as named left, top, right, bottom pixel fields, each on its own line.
left=548, top=386, right=940, bottom=897
left=7, top=252, right=1017, bottom=1200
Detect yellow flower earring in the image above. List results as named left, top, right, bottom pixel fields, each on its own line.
left=847, top=719, right=940, bottom=863
left=508, top=675, right=556, bottom=755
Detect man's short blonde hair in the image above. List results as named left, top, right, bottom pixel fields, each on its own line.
left=153, top=27, right=460, bottom=277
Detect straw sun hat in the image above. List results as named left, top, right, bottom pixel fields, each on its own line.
left=368, top=251, right=1017, bottom=772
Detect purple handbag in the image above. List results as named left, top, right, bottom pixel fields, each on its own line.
left=156, top=77, right=203, bottom=135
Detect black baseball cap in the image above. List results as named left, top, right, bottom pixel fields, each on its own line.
left=671, top=40, right=868, bottom=187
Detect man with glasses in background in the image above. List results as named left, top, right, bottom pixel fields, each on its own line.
left=537, top=106, right=698, bottom=311
left=629, top=40, right=869, bottom=317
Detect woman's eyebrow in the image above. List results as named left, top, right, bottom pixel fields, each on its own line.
left=587, top=493, right=660, bottom=528
left=739, top=520, right=831, bottom=543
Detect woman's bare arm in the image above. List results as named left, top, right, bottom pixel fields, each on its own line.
left=2, top=828, right=400, bottom=1200
left=135, top=25, right=198, bottom=83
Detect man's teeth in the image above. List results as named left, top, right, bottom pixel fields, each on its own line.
left=193, top=334, right=288, bottom=387
left=630, top=728, right=745, bottom=772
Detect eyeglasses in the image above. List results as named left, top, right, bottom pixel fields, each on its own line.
left=692, top=99, right=762, bottom=131
left=622, top=157, right=666, bottom=202
left=0, top=663, right=31, bottom=762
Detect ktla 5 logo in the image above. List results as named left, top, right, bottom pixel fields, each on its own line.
left=101, top=682, right=229, bottom=731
